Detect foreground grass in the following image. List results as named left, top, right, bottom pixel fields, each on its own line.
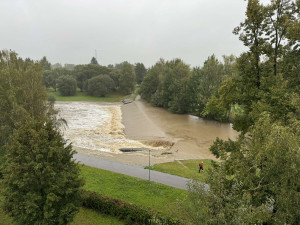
left=80, top=165, right=187, bottom=217
left=71, top=208, right=124, bottom=225
left=48, top=89, right=129, bottom=102
left=146, top=159, right=216, bottom=180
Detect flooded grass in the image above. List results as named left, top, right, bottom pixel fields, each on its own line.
left=80, top=165, right=187, bottom=217
left=146, top=159, right=217, bottom=180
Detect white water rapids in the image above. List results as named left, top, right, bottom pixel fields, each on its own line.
left=55, top=102, right=150, bottom=154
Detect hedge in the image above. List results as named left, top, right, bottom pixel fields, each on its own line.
left=81, top=190, right=181, bottom=225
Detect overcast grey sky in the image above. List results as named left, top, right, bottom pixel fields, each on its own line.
left=1, top=0, right=253, bottom=67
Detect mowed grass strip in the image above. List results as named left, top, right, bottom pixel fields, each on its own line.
left=146, top=159, right=216, bottom=180
left=48, top=89, right=129, bottom=102
left=80, top=165, right=187, bottom=216
left=71, top=208, right=124, bottom=225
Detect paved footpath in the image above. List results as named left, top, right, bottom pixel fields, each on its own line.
left=73, top=153, right=191, bottom=190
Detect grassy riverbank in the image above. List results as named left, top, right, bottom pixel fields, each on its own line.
left=48, top=89, right=129, bottom=102
left=146, top=159, right=216, bottom=180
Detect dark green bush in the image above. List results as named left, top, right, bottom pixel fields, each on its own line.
left=81, top=190, right=181, bottom=225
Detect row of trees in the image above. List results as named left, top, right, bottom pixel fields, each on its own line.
left=180, top=0, right=299, bottom=224
left=0, top=50, right=83, bottom=224
left=42, top=58, right=146, bottom=97
left=140, top=55, right=236, bottom=117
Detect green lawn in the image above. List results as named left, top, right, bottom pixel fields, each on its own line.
left=146, top=159, right=217, bottom=180
left=71, top=208, right=124, bottom=225
left=80, top=165, right=187, bottom=217
left=48, top=89, right=129, bottom=102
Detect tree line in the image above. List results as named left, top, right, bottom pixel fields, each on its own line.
left=139, top=55, right=237, bottom=121
left=42, top=57, right=147, bottom=97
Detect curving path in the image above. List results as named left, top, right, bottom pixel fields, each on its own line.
left=73, top=153, right=191, bottom=190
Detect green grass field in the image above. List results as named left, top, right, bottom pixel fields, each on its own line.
left=48, top=89, right=129, bottom=102
left=146, top=159, right=216, bottom=180
left=80, top=165, right=187, bottom=217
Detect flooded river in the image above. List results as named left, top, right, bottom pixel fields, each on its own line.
left=55, top=99, right=238, bottom=165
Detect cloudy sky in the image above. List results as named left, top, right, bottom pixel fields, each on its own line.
left=1, top=0, right=254, bottom=67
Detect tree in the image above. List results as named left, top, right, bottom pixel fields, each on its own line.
left=74, top=64, right=112, bottom=92
left=87, top=75, right=115, bottom=97
left=185, top=114, right=300, bottom=224
left=119, top=62, right=136, bottom=94
left=109, top=70, right=121, bottom=88
left=0, top=50, right=48, bottom=148
left=90, top=57, right=98, bottom=65
left=40, top=56, right=51, bottom=71
left=135, top=63, right=147, bottom=84
left=57, top=76, right=77, bottom=96
left=0, top=50, right=83, bottom=224
left=196, top=55, right=225, bottom=113
left=3, top=118, right=83, bottom=225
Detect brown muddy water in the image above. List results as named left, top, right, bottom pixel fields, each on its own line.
left=55, top=100, right=238, bottom=165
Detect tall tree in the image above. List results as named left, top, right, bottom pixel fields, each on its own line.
left=135, top=63, right=147, bottom=84
left=119, top=62, right=136, bottom=94
left=3, top=118, right=83, bottom=225
left=90, top=57, right=98, bottom=65
left=0, top=50, right=83, bottom=224
left=40, top=56, right=51, bottom=71
left=196, top=55, right=225, bottom=113
left=265, top=0, right=295, bottom=76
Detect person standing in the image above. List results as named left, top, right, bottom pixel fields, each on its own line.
left=199, top=161, right=204, bottom=173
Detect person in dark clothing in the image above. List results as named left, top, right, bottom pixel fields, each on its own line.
left=199, top=161, right=204, bottom=173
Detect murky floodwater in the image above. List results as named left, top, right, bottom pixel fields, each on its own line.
left=122, top=99, right=239, bottom=159
left=55, top=99, right=239, bottom=164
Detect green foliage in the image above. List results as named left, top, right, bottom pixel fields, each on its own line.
left=183, top=1, right=300, bottom=223
left=140, top=59, right=193, bottom=114
left=40, top=56, right=51, bottom=70
left=119, top=62, right=136, bottom=94
left=2, top=119, right=84, bottom=225
left=74, top=64, right=112, bottom=92
left=43, top=68, right=73, bottom=91
left=81, top=190, right=181, bottom=225
left=195, top=114, right=300, bottom=224
left=87, top=75, right=115, bottom=97
left=109, top=69, right=121, bottom=88
left=90, top=57, right=99, bottom=65
left=0, top=50, right=48, bottom=148
left=57, top=75, right=77, bottom=96
left=135, top=62, right=147, bottom=84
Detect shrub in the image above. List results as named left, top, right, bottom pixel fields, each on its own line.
left=81, top=190, right=181, bottom=225
left=87, top=75, right=115, bottom=97
left=57, top=75, right=77, bottom=96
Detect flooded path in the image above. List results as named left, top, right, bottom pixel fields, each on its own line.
left=56, top=99, right=238, bottom=166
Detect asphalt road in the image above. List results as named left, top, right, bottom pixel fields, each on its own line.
left=73, top=153, right=191, bottom=190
